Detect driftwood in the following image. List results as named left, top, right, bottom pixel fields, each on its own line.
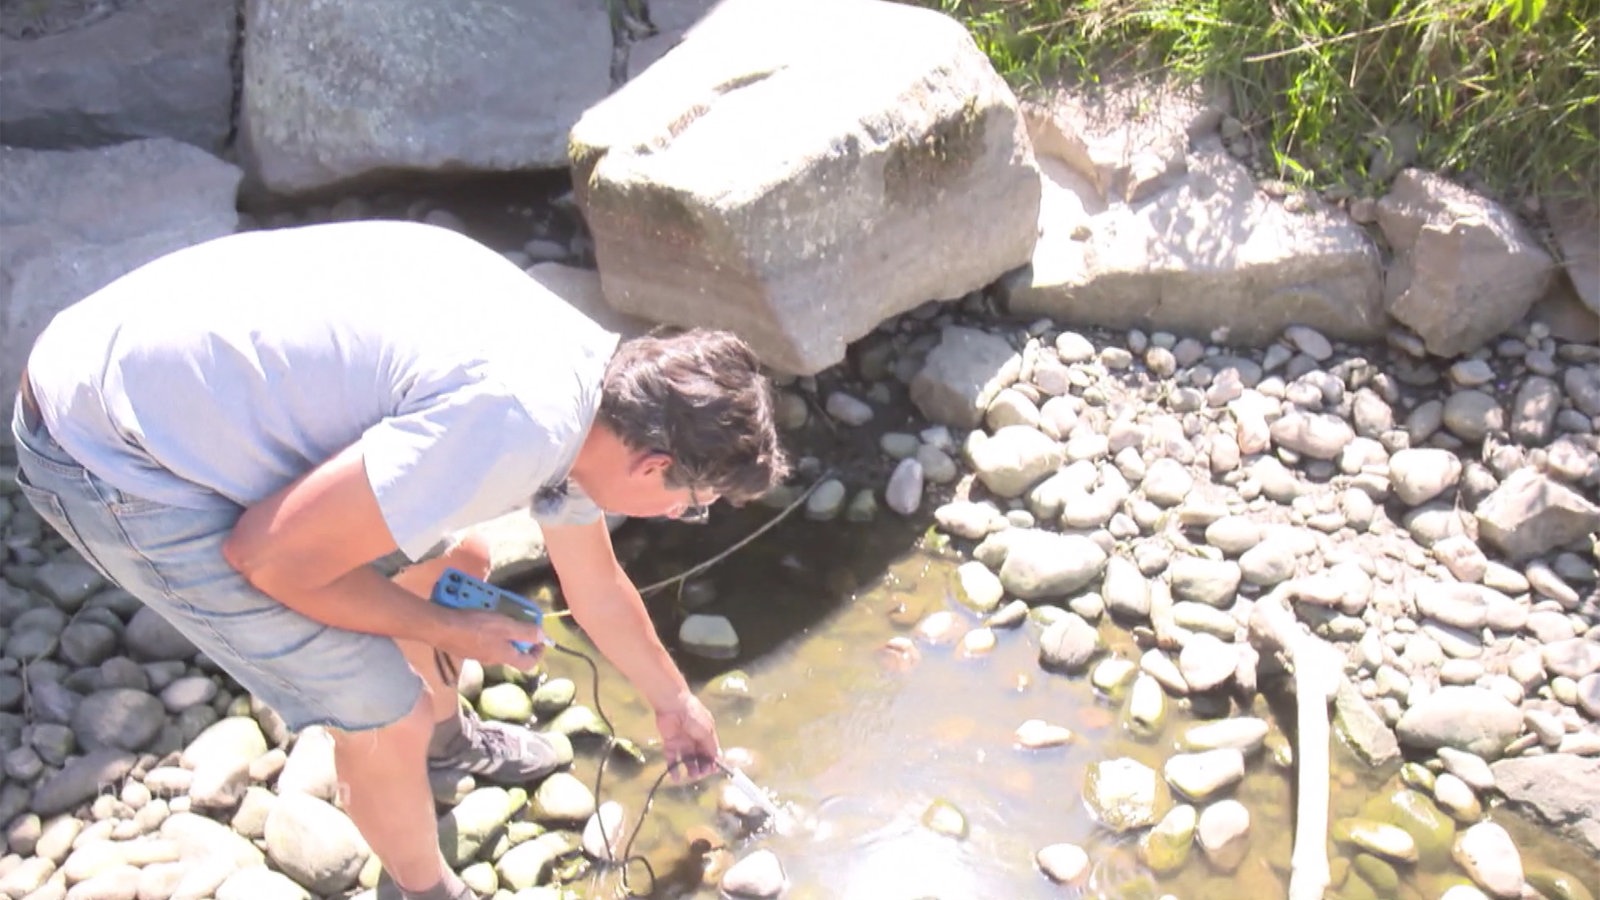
left=1249, top=587, right=1342, bottom=900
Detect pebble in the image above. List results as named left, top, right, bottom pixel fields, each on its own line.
left=1035, top=843, right=1089, bottom=885
left=1454, top=822, right=1524, bottom=898
left=1163, top=748, right=1245, bottom=801
left=1196, top=799, right=1251, bottom=871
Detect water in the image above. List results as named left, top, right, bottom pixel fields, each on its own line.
left=513, top=510, right=1598, bottom=899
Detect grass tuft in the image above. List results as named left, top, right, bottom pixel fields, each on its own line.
left=908, top=0, right=1600, bottom=203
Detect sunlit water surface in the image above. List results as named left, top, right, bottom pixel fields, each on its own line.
left=514, top=517, right=1597, bottom=900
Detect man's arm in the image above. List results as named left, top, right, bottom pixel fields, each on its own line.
left=221, top=442, right=544, bottom=668
left=542, top=517, right=719, bottom=774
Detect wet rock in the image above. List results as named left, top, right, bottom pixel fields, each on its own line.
left=478, top=683, right=533, bottom=723
left=952, top=561, right=1004, bottom=614
left=1179, top=717, right=1269, bottom=754
left=439, top=787, right=519, bottom=868
left=1196, top=798, right=1251, bottom=872
left=1363, top=789, right=1455, bottom=867
left=1090, top=657, right=1138, bottom=696
left=920, top=798, right=968, bottom=838
left=1014, top=719, right=1074, bottom=749
left=1434, top=772, right=1483, bottom=822
left=531, top=771, right=596, bottom=825
left=1453, top=822, right=1524, bottom=898
left=1163, top=748, right=1244, bottom=802
left=1526, top=868, right=1597, bottom=900
left=582, top=800, right=625, bottom=861
left=1035, top=842, right=1089, bottom=885
left=1038, top=614, right=1102, bottom=674
left=1139, top=803, right=1196, bottom=875
left=721, top=848, right=787, bottom=898
left=679, top=614, right=740, bottom=660
left=1335, top=817, right=1419, bottom=863
left=494, top=833, right=562, bottom=891
left=1126, top=673, right=1168, bottom=735
left=1083, top=757, right=1171, bottom=833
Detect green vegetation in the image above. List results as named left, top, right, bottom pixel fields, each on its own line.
left=909, top=0, right=1600, bottom=202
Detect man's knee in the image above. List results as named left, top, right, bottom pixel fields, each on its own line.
left=331, top=688, right=435, bottom=756
left=440, top=531, right=492, bottom=579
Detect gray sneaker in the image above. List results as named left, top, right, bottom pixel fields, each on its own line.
left=373, top=872, right=479, bottom=900
left=428, top=709, right=565, bottom=785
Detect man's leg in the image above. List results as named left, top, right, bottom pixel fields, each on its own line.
left=10, top=419, right=472, bottom=899
left=387, top=535, right=566, bottom=783
left=331, top=698, right=470, bottom=898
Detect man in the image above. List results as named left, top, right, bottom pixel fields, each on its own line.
left=10, top=220, right=789, bottom=900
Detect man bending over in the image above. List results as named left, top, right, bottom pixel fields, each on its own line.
left=11, top=220, right=789, bottom=900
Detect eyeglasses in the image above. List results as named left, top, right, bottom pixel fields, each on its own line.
left=680, top=485, right=710, bottom=525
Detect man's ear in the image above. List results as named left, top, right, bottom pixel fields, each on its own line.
left=635, top=450, right=673, bottom=478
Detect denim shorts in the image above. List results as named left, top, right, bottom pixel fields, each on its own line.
left=10, top=397, right=422, bottom=732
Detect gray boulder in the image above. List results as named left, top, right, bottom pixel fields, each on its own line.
left=910, top=326, right=1020, bottom=429
left=239, top=0, right=611, bottom=195
left=0, top=0, right=235, bottom=152
left=570, top=0, right=1039, bottom=375
left=0, top=139, right=240, bottom=421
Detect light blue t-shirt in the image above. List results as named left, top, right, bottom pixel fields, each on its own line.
left=27, top=221, right=620, bottom=560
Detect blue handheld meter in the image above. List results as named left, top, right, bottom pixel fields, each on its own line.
left=429, top=567, right=546, bottom=653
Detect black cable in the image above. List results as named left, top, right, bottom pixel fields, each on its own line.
left=547, top=640, right=684, bottom=898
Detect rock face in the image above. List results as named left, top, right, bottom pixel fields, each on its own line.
left=570, top=0, right=1040, bottom=375
left=238, top=0, right=612, bottom=195
left=1003, top=97, right=1385, bottom=344
left=0, top=0, right=235, bottom=152
left=1490, top=755, right=1600, bottom=858
left=0, top=139, right=240, bottom=421
left=1379, top=169, right=1556, bottom=356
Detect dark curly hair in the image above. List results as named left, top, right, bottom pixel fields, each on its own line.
left=597, top=328, right=789, bottom=503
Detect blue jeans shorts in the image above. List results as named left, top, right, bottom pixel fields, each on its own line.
left=10, top=398, right=423, bottom=732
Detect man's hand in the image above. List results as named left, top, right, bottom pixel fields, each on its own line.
left=656, top=693, right=720, bottom=780
left=434, top=608, right=547, bottom=670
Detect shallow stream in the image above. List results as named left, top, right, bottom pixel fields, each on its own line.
left=514, top=511, right=1599, bottom=900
